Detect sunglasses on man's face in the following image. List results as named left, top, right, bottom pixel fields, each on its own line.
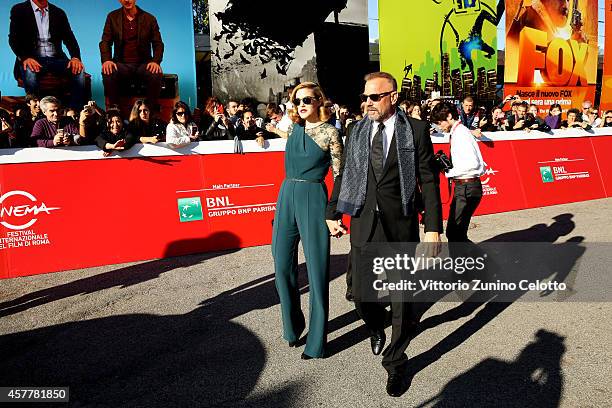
left=176, top=111, right=186, bottom=116
left=359, top=91, right=393, bottom=103
left=293, top=96, right=319, bottom=106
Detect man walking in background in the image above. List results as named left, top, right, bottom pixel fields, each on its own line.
left=430, top=102, right=485, bottom=242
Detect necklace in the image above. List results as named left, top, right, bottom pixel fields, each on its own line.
left=305, top=121, right=324, bottom=130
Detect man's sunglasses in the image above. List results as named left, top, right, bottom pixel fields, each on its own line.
left=293, top=96, right=319, bottom=106
left=176, top=111, right=186, bottom=116
left=359, top=91, right=393, bottom=102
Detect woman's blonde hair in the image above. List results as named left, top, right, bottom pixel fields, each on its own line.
left=288, top=82, right=331, bottom=125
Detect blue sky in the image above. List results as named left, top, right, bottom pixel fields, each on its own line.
left=368, top=0, right=606, bottom=52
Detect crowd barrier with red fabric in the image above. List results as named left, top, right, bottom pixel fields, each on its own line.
left=1, top=128, right=611, bottom=279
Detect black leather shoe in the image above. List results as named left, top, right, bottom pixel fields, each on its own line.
left=288, top=340, right=298, bottom=347
left=386, top=373, right=409, bottom=397
left=370, top=330, right=386, bottom=355
left=300, top=353, right=313, bottom=360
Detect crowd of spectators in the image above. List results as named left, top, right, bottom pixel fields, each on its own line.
left=396, top=95, right=611, bottom=137
left=0, top=91, right=366, bottom=153
left=1, top=92, right=610, bottom=152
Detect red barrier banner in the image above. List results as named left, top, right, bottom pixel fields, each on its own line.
left=590, top=136, right=612, bottom=197
left=600, top=0, right=612, bottom=111
left=504, top=0, right=599, bottom=110
left=0, top=152, right=285, bottom=279
left=512, top=137, right=606, bottom=208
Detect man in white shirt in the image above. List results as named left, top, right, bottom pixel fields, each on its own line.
left=264, top=103, right=292, bottom=137
left=430, top=102, right=486, bottom=242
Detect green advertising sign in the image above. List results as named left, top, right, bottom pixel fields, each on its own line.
left=540, top=167, right=554, bottom=183
left=178, top=197, right=204, bottom=222
left=379, top=0, right=499, bottom=101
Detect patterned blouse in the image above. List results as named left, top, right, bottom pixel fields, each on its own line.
left=288, top=122, right=344, bottom=178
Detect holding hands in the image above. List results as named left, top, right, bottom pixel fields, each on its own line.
left=326, top=219, right=347, bottom=238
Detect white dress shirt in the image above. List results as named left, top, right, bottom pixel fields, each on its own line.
left=370, top=112, right=397, bottom=165
left=30, top=0, right=56, bottom=58
left=446, top=120, right=486, bottom=179
left=276, top=114, right=293, bottom=133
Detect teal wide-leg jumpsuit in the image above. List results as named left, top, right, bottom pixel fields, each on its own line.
left=272, top=123, right=333, bottom=358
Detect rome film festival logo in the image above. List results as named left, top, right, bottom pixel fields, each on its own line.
left=540, top=166, right=555, bottom=183
left=177, top=197, right=203, bottom=222
left=481, top=166, right=499, bottom=195
left=480, top=166, right=499, bottom=185
left=0, top=190, right=60, bottom=230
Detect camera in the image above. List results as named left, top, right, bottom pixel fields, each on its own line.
left=524, top=113, right=536, bottom=128
left=434, top=150, right=453, bottom=173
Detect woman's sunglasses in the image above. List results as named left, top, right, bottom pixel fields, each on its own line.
left=293, top=96, right=318, bottom=106
left=359, top=91, right=393, bottom=103
left=176, top=111, right=186, bottom=116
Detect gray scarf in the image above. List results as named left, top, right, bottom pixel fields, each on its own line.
left=337, top=109, right=416, bottom=216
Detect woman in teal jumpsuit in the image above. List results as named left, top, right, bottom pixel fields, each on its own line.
left=272, top=82, right=344, bottom=359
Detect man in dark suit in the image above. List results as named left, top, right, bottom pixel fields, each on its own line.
left=99, top=0, right=164, bottom=110
left=327, top=72, right=442, bottom=397
left=8, top=0, right=86, bottom=108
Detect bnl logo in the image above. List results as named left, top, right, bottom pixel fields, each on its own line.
left=455, top=0, right=481, bottom=14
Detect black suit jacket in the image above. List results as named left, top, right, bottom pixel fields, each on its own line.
left=99, top=7, right=164, bottom=64
left=328, top=114, right=442, bottom=246
left=9, top=1, right=81, bottom=80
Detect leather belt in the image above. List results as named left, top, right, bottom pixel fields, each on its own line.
left=453, top=177, right=480, bottom=184
left=286, top=178, right=323, bottom=184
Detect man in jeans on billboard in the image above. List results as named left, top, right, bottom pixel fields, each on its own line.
left=431, top=102, right=485, bottom=242
left=8, top=0, right=86, bottom=109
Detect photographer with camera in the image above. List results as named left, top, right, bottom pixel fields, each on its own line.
left=31, top=96, right=85, bottom=148
left=199, top=96, right=235, bottom=141
left=430, top=102, right=485, bottom=242
left=479, top=107, right=507, bottom=132
left=76, top=100, right=105, bottom=144
left=507, top=102, right=551, bottom=133
left=528, top=104, right=552, bottom=132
